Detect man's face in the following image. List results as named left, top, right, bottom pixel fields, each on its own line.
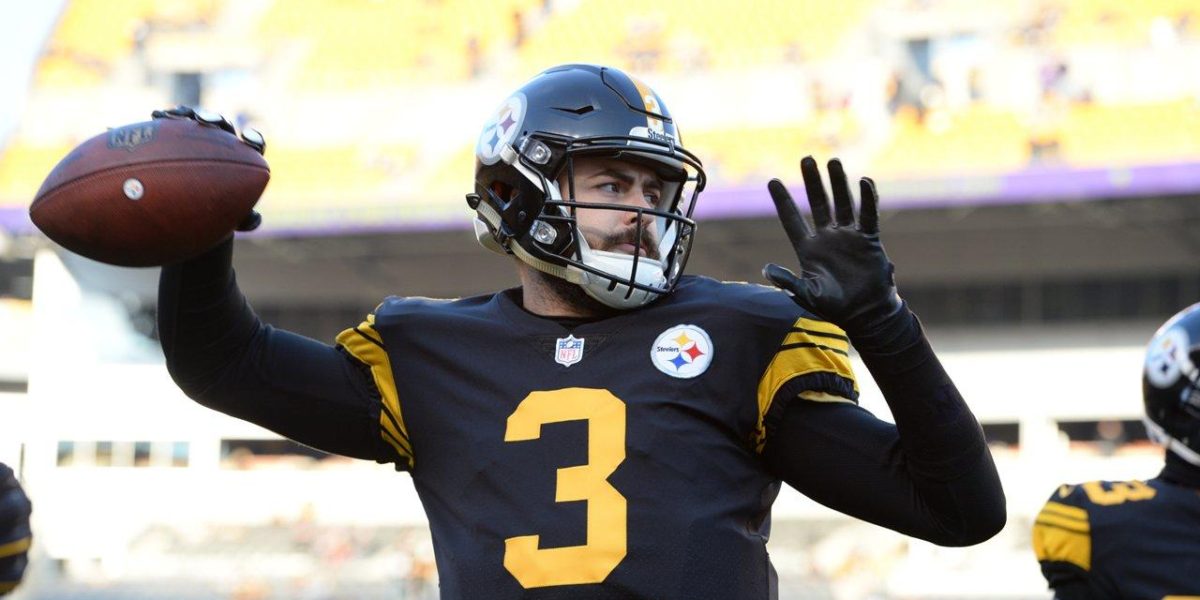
left=559, top=156, right=665, bottom=261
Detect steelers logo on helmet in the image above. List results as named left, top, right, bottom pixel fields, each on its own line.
left=477, top=93, right=526, bottom=165
left=1145, top=326, right=1192, bottom=389
left=651, top=324, right=713, bottom=378
left=626, top=75, right=674, bottom=144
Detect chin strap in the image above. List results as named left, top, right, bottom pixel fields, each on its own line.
left=509, top=235, right=580, bottom=284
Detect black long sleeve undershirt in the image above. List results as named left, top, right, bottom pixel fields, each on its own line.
left=763, top=309, right=1006, bottom=546
left=158, top=238, right=386, bottom=462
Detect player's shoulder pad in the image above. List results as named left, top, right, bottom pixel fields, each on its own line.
left=1045, top=482, right=1090, bottom=508
left=373, top=291, right=499, bottom=321
left=673, top=275, right=821, bottom=325
left=1033, top=483, right=1095, bottom=572
left=1046, top=479, right=1158, bottom=510
left=1032, top=478, right=1159, bottom=572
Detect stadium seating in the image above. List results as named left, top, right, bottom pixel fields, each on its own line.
left=34, top=0, right=217, bottom=88
left=0, top=140, right=73, bottom=203
left=1059, top=100, right=1200, bottom=166
left=257, top=0, right=542, bottom=88
left=1051, top=0, right=1199, bottom=46
left=4, top=0, right=1200, bottom=222
left=516, top=0, right=879, bottom=75
left=871, top=105, right=1030, bottom=177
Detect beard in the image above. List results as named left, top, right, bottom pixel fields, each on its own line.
left=528, top=267, right=619, bottom=319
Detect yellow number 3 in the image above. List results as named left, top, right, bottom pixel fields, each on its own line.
left=503, top=388, right=627, bottom=588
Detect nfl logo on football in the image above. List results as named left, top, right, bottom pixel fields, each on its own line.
left=555, top=335, right=585, bottom=367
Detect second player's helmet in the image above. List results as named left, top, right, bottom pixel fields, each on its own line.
left=469, top=64, right=706, bottom=309
left=1143, top=302, right=1200, bottom=465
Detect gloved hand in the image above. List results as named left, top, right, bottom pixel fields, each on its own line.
left=0, top=463, right=31, bottom=596
left=763, top=156, right=904, bottom=339
left=151, top=105, right=265, bottom=232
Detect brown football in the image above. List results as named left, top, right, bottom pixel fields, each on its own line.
left=29, top=117, right=270, bottom=267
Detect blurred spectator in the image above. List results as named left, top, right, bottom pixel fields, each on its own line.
left=1178, top=11, right=1197, bottom=40
left=668, top=32, right=710, bottom=72
left=511, top=9, right=527, bottom=48
left=968, top=66, right=985, bottom=103
left=1038, top=58, right=1069, bottom=97
left=623, top=17, right=665, bottom=73
left=466, top=35, right=483, bottom=79
left=1018, top=2, right=1063, bottom=46
left=1095, top=420, right=1127, bottom=457
left=885, top=70, right=911, bottom=116
left=1028, top=88, right=1067, bottom=165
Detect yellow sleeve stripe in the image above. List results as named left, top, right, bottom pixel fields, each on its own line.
left=794, top=317, right=848, bottom=338
left=1032, top=521, right=1091, bottom=570
left=755, top=317, right=858, bottom=452
left=0, top=536, right=30, bottom=559
left=0, top=581, right=18, bottom=593
left=1040, top=500, right=1088, bottom=521
left=1035, top=512, right=1089, bottom=533
left=1032, top=500, right=1091, bottom=570
left=336, top=316, right=414, bottom=467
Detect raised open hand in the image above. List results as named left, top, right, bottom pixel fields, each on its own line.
left=763, top=156, right=903, bottom=337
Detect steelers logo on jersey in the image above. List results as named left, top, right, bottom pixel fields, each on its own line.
left=651, top=324, right=713, bottom=379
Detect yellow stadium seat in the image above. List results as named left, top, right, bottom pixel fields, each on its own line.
left=517, top=0, right=879, bottom=75
left=1059, top=100, right=1200, bottom=166
left=871, top=105, right=1030, bottom=177
left=35, top=0, right=219, bottom=88
left=0, top=142, right=75, bottom=208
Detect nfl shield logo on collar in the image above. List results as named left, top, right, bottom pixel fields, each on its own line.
left=555, top=334, right=585, bottom=367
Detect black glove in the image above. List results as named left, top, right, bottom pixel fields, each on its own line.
left=151, top=105, right=265, bottom=232
left=763, top=156, right=904, bottom=339
left=0, top=463, right=31, bottom=596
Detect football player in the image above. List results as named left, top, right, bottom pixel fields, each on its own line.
left=1033, top=302, right=1200, bottom=599
left=0, top=463, right=31, bottom=596
left=157, top=64, right=1005, bottom=598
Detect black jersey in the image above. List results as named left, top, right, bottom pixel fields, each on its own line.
left=335, top=275, right=857, bottom=599
left=1033, top=476, right=1200, bottom=599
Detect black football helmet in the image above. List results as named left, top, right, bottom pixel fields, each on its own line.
left=1143, top=302, right=1200, bottom=465
left=468, top=64, right=706, bottom=309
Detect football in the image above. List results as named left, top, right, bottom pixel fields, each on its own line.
left=29, top=117, right=269, bottom=267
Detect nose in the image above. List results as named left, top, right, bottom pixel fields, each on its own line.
left=623, top=202, right=656, bottom=230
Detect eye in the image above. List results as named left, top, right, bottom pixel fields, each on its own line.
left=643, top=192, right=660, bottom=206
left=596, top=181, right=621, bottom=194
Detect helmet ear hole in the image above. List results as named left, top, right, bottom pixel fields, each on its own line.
left=491, top=182, right=513, bottom=200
